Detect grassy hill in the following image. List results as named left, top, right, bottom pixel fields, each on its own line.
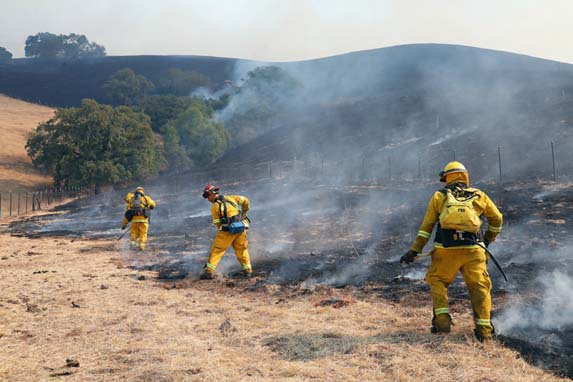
left=0, top=94, right=54, bottom=190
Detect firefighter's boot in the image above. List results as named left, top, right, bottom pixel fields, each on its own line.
left=238, top=269, right=252, bottom=279
left=431, top=313, right=452, bottom=334
left=474, top=322, right=495, bottom=342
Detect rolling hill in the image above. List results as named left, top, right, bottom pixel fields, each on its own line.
left=2, top=44, right=573, bottom=183
left=0, top=94, right=54, bottom=190
left=0, top=55, right=236, bottom=107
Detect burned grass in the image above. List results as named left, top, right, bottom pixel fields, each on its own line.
left=2, top=179, right=573, bottom=379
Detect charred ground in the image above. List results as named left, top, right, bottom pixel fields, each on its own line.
left=4, top=176, right=573, bottom=377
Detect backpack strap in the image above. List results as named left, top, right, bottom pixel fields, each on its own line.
left=216, top=196, right=240, bottom=218
left=223, top=197, right=239, bottom=210
left=215, top=195, right=227, bottom=219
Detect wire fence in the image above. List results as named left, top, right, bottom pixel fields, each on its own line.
left=174, top=140, right=568, bottom=188
left=0, top=187, right=91, bottom=219
left=1, top=140, right=566, bottom=217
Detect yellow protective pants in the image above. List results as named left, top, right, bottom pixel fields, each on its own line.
left=425, top=246, right=493, bottom=337
left=130, top=221, right=149, bottom=250
left=206, top=230, right=251, bottom=273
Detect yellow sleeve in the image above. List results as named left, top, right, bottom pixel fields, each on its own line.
left=211, top=202, right=222, bottom=228
left=481, top=192, right=503, bottom=244
left=227, top=195, right=250, bottom=214
left=411, top=192, right=442, bottom=253
left=238, top=195, right=250, bottom=214
left=144, top=196, right=156, bottom=209
left=124, top=193, right=133, bottom=209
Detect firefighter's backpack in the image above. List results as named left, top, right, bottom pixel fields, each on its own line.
left=125, top=192, right=149, bottom=222
left=217, top=196, right=248, bottom=234
left=439, top=187, right=482, bottom=233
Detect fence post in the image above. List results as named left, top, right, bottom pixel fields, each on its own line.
left=551, top=141, right=556, bottom=181
left=388, top=156, right=392, bottom=180
left=18, top=192, right=21, bottom=215
left=498, top=147, right=503, bottom=183
left=9, top=192, right=12, bottom=216
left=25, top=192, right=28, bottom=213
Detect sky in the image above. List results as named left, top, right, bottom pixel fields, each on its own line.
left=0, top=0, right=572, bottom=63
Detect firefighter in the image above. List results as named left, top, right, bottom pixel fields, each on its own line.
left=201, top=185, right=252, bottom=279
left=121, top=186, right=156, bottom=251
left=400, top=161, right=503, bottom=341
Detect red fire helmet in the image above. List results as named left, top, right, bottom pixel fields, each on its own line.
left=202, top=184, right=220, bottom=198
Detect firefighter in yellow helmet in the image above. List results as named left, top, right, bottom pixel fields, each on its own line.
left=201, top=185, right=252, bottom=280
left=400, top=161, right=503, bottom=341
left=121, top=186, right=156, bottom=251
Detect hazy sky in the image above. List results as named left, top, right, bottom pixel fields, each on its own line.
left=0, top=0, right=572, bottom=63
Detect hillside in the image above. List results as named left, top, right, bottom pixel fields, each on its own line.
left=2, top=45, right=573, bottom=184
left=0, top=94, right=53, bottom=190
left=216, top=44, right=573, bottom=183
left=0, top=55, right=237, bottom=107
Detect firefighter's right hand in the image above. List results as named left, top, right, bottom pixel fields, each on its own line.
left=121, top=224, right=127, bottom=230
left=400, top=250, right=418, bottom=264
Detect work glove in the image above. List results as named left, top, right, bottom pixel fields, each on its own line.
left=400, top=250, right=418, bottom=265
left=121, top=224, right=127, bottom=230
left=484, top=239, right=490, bottom=248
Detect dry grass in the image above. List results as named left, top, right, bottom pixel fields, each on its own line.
left=0, top=94, right=54, bottom=190
left=0, top=216, right=569, bottom=381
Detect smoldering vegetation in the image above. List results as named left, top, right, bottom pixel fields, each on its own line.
left=5, top=172, right=573, bottom=375
left=216, top=44, right=573, bottom=183
left=4, top=178, right=431, bottom=284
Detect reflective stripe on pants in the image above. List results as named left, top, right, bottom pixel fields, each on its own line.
left=426, top=246, right=492, bottom=330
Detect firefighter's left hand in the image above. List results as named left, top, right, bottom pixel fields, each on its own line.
left=400, top=250, right=418, bottom=264
left=121, top=224, right=127, bottom=230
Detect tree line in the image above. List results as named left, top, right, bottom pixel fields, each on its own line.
left=25, top=64, right=301, bottom=191
left=1, top=32, right=106, bottom=62
left=1, top=32, right=301, bottom=190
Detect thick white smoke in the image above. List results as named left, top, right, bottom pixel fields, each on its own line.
left=497, top=270, right=573, bottom=333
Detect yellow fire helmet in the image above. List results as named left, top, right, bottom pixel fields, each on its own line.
left=135, top=186, right=145, bottom=193
left=439, top=161, right=468, bottom=182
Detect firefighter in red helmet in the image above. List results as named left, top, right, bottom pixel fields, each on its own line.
left=201, top=185, right=252, bottom=279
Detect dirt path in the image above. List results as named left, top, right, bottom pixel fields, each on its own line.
left=0, top=224, right=569, bottom=381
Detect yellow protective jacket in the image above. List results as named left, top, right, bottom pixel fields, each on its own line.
left=411, top=187, right=502, bottom=253
left=211, top=195, right=250, bottom=230
left=124, top=192, right=156, bottom=224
